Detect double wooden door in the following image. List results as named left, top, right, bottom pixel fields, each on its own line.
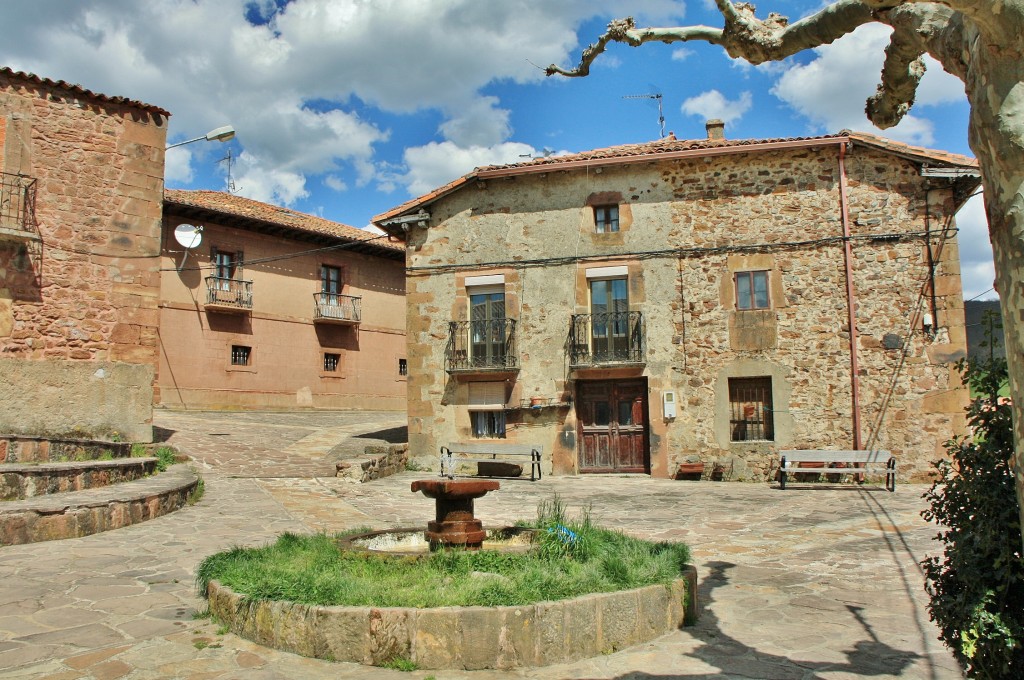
left=576, top=379, right=648, bottom=473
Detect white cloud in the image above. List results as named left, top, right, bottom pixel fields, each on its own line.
left=671, top=47, right=694, bottom=61
left=164, top=147, right=194, bottom=184
left=439, top=96, right=512, bottom=148
left=770, top=24, right=966, bottom=146
left=956, top=193, right=997, bottom=300
left=323, top=175, right=347, bottom=192
left=233, top=152, right=309, bottom=206
left=400, top=141, right=536, bottom=196
left=681, top=90, right=752, bottom=124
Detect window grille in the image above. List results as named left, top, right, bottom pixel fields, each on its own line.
left=399, top=358, right=408, bottom=376
left=231, top=345, right=251, bottom=366
left=324, top=353, right=340, bottom=372
left=729, top=377, right=774, bottom=441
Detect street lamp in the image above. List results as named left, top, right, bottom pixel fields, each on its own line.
left=166, top=125, right=236, bottom=150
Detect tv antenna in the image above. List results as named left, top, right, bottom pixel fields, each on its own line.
left=623, top=93, right=665, bottom=139
left=218, top=148, right=238, bottom=194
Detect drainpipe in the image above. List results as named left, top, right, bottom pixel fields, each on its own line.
left=838, top=143, right=863, bottom=450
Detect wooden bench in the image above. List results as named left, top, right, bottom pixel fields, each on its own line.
left=778, top=450, right=896, bottom=491
left=440, top=443, right=543, bottom=481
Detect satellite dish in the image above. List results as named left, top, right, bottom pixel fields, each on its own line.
left=174, top=223, right=203, bottom=249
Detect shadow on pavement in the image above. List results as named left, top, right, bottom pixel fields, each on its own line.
left=354, top=426, right=407, bottom=443
left=594, top=560, right=926, bottom=680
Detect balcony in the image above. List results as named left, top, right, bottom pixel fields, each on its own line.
left=0, top=172, right=39, bottom=243
left=314, top=292, right=362, bottom=325
left=446, top=318, right=518, bottom=374
left=204, top=276, right=253, bottom=313
left=568, top=311, right=645, bottom=368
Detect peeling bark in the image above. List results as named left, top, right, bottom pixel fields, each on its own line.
left=549, top=0, right=1024, bottom=545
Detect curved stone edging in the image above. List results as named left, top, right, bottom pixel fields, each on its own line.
left=0, top=465, right=200, bottom=546
left=0, top=457, right=158, bottom=500
left=207, top=564, right=698, bottom=670
left=0, top=435, right=133, bottom=463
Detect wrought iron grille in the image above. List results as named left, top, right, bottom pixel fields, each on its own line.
left=445, top=318, right=518, bottom=372
left=205, top=276, right=253, bottom=310
left=728, top=377, right=774, bottom=441
left=0, top=172, right=37, bottom=235
left=314, top=292, right=362, bottom=323
left=568, top=311, right=644, bottom=367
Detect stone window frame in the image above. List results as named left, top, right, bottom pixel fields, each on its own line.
left=728, top=376, right=774, bottom=442
left=714, top=360, right=793, bottom=449
left=323, top=352, right=341, bottom=373
left=584, top=192, right=633, bottom=238
left=319, top=345, right=345, bottom=379
left=226, top=343, right=256, bottom=373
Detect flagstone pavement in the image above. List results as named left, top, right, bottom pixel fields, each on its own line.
left=0, top=409, right=963, bottom=679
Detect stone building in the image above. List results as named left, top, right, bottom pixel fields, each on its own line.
left=0, top=68, right=168, bottom=442
left=374, top=126, right=980, bottom=481
left=160, top=190, right=407, bottom=410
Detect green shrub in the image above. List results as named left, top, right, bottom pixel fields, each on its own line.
left=922, top=346, right=1024, bottom=679
left=154, top=446, right=177, bottom=472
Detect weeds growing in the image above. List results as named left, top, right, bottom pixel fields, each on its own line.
left=196, top=497, right=690, bottom=609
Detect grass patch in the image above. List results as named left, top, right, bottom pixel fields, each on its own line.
left=196, top=498, right=690, bottom=608
left=187, top=475, right=205, bottom=505
left=154, top=446, right=177, bottom=472
left=379, top=656, right=418, bottom=671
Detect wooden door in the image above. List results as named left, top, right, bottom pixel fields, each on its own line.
left=577, top=379, right=648, bottom=473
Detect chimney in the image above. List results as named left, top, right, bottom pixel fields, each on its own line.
left=706, top=119, right=725, bottom=140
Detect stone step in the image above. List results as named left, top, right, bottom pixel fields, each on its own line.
left=0, top=464, right=200, bottom=546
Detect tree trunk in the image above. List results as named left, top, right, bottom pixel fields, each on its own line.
left=962, top=41, right=1024, bottom=542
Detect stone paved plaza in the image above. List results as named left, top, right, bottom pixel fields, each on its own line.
left=0, top=410, right=962, bottom=679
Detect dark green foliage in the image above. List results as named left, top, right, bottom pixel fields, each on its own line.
left=922, top=344, right=1024, bottom=679
left=154, top=446, right=177, bottom=472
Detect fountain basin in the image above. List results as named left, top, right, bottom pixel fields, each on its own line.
left=206, top=569, right=696, bottom=670
left=338, top=525, right=538, bottom=558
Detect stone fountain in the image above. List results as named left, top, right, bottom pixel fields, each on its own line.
left=410, top=478, right=500, bottom=550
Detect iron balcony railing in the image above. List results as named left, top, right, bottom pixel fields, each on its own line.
left=204, top=276, right=253, bottom=310
left=446, top=318, right=518, bottom=373
left=568, top=311, right=645, bottom=367
left=0, top=172, right=37, bottom=237
left=314, top=292, right=362, bottom=324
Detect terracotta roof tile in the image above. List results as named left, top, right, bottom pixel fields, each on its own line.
left=1, top=66, right=171, bottom=117
left=165, top=190, right=402, bottom=253
left=373, top=130, right=978, bottom=227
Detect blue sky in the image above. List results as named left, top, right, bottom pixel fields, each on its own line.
left=0, top=0, right=995, bottom=300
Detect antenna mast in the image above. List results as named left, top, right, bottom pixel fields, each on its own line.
left=623, top=93, right=665, bottom=138
left=218, top=149, right=238, bottom=194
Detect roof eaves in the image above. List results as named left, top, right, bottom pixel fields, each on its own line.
left=1, top=67, right=171, bottom=117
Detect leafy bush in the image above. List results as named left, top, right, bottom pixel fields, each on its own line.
left=922, top=343, right=1024, bottom=679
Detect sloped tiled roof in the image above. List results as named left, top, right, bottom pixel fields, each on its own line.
left=0, top=66, right=171, bottom=117
left=373, top=130, right=978, bottom=227
left=165, top=190, right=403, bottom=255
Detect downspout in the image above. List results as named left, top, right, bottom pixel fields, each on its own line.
left=923, top=188, right=938, bottom=331
left=838, top=143, right=863, bottom=450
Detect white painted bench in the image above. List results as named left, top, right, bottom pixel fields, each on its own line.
left=778, top=450, right=896, bottom=491
left=440, top=443, right=543, bottom=481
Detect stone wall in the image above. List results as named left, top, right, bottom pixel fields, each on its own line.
left=336, top=443, right=410, bottom=482
left=403, top=143, right=968, bottom=481
left=0, top=71, right=166, bottom=442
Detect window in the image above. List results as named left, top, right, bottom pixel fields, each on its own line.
left=324, top=353, right=340, bottom=372
left=213, top=249, right=241, bottom=291
left=321, top=265, right=341, bottom=302
left=735, top=271, right=770, bottom=310
left=729, top=377, right=774, bottom=441
left=590, top=277, right=629, bottom=359
left=231, top=345, right=251, bottom=366
left=594, top=205, right=619, bottom=233
left=468, top=285, right=506, bottom=366
left=469, top=381, right=507, bottom=439
left=398, top=358, right=408, bottom=376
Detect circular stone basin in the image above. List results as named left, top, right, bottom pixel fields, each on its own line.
left=339, top=526, right=538, bottom=558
